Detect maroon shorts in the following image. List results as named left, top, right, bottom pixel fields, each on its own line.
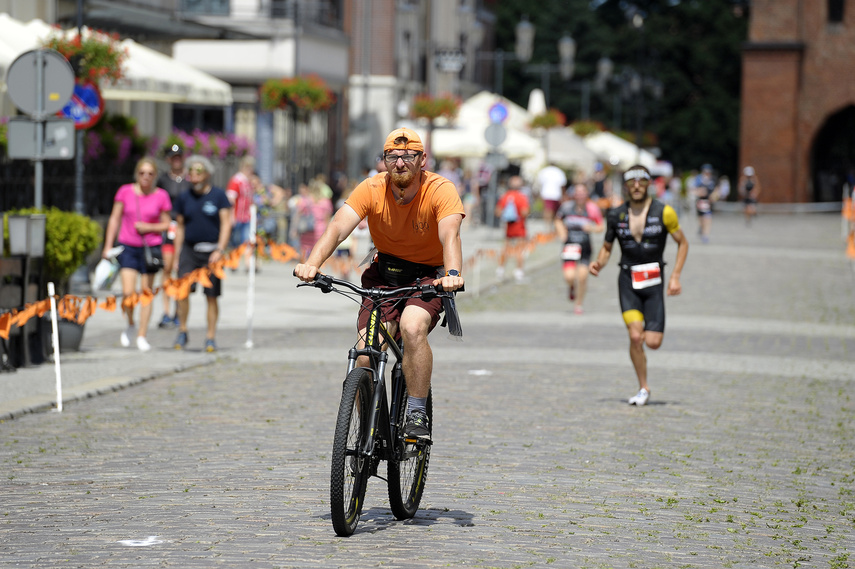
left=356, top=263, right=443, bottom=335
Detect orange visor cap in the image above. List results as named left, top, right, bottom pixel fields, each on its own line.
left=383, top=128, right=424, bottom=153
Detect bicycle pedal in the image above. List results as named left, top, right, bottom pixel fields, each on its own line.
left=404, top=436, right=433, bottom=446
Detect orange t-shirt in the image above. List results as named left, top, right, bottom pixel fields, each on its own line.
left=346, top=171, right=465, bottom=266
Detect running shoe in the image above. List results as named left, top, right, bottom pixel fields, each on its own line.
left=120, top=325, right=135, bottom=348
left=136, top=336, right=151, bottom=352
left=157, top=315, right=174, bottom=329
left=204, top=339, right=218, bottom=353
left=404, top=409, right=431, bottom=440
left=628, top=388, right=650, bottom=406
left=174, top=331, right=188, bottom=350
left=574, top=305, right=584, bottom=315
left=513, top=268, right=525, bottom=282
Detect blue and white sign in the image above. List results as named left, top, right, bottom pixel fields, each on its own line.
left=59, top=81, right=104, bottom=130
left=488, top=102, right=509, bottom=124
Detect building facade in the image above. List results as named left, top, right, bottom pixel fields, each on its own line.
left=2, top=0, right=497, bottom=187
left=344, top=0, right=493, bottom=177
left=741, top=0, right=855, bottom=203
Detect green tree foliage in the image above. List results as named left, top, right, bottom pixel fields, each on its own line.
left=494, top=0, right=749, bottom=177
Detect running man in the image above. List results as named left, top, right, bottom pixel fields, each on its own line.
left=590, top=164, right=689, bottom=406
left=554, top=183, right=604, bottom=314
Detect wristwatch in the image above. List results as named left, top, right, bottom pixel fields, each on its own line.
left=445, top=269, right=460, bottom=277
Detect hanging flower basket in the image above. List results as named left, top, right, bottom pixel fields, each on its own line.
left=43, top=29, right=126, bottom=85
left=259, top=75, right=335, bottom=112
left=411, top=94, right=460, bottom=121
left=530, top=108, right=567, bottom=130
left=570, top=119, right=605, bottom=137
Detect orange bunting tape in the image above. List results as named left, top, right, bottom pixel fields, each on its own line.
left=0, top=233, right=556, bottom=338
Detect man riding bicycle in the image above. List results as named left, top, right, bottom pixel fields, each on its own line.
left=293, top=127, right=465, bottom=440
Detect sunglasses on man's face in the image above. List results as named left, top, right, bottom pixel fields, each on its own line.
left=384, top=153, right=421, bottom=164
left=188, top=167, right=208, bottom=174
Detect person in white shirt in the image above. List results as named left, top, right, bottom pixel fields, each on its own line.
left=536, top=164, right=567, bottom=224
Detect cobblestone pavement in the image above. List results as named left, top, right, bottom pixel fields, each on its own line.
left=2, top=212, right=854, bottom=568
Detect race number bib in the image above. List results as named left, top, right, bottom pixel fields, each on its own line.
left=561, top=243, right=582, bottom=261
left=631, top=262, right=662, bottom=289
left=696, top=199, right=711, bottom=213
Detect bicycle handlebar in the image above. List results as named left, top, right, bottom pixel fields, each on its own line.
left=294, top=271, right=460, bottom=299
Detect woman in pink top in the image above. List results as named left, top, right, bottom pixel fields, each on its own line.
left=101, top=157, right=172, bottom=351
left=296, top=179, right=333, bottom=262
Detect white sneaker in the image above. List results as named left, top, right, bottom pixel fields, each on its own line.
left=136, top=336, right=151, bottom=352
left=513, top=268, right=525, bottom=282
left=120, top=326, right=135, bottom=348
left=628, top=388, right=650, bottom=406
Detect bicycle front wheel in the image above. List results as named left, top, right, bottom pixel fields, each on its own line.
left=387, top=387, right=432, bottom=520
left=330, top=368, right=373, bottom=537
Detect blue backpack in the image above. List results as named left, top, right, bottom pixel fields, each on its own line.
left=500, top=197, right=519, bottom=223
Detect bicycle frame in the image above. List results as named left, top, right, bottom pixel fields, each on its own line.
left=346, top=301, right=409, bottom=466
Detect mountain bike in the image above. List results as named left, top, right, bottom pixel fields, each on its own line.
left=296, top=272, right=461, bottom=537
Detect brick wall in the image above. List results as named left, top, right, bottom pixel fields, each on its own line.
left=741, top=0, right=855, bottom=202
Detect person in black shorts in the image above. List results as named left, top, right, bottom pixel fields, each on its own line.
left=590, top=164, right=689, bottom=406
left=554, top=183, right=604, bottom=314
left=156, top=144, right=192, bottom=328
left=693, top=164, right=717, bottom=243
left=738, top=165, right=761, bottom=226
left=172, top=155, right=232, bottom=353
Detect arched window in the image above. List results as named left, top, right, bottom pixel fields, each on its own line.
left=829, top=0, right=845, bottom=23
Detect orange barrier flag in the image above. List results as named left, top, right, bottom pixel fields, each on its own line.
left=99, top=296, right=117, bottom=312
left=76, top=296, right=97, bottom=324
left=0, top=312, right=11, bottom=340
left=138, top=288, right=155, bottom=307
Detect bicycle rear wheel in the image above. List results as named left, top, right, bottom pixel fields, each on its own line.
left=330, top=368, right=373, bottom=536
left=387, top=382, right=432, bottom=520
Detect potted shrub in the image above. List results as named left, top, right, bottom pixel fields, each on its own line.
left=4, top=207, right=102, bottom=295
left=3, top=208, right=101, bottom=353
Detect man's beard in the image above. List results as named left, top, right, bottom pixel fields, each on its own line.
left=390, top=169, right=417, bottom=189
left=628, top=191, right=649, bottom=206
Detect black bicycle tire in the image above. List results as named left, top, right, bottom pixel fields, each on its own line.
left=387, top=382, right=432, bottom=520
left=330, top=368, right=373, bottom=536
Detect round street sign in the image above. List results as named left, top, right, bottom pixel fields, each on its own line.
left=484, top=123, right=507, bottom=147
left=60, top=81, right=105, bottom=130
left=6, top=48, right=75, bottom=116
left=488, top=102, right=509, bottom=124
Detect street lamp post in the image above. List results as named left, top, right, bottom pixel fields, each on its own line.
left=474, top=16, right=535, bottom=227
left=525, top=32, right=604, bottom=125
left=477, top=15, right=535, bottom=96
left=631, top=11, right=645, bottom=154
